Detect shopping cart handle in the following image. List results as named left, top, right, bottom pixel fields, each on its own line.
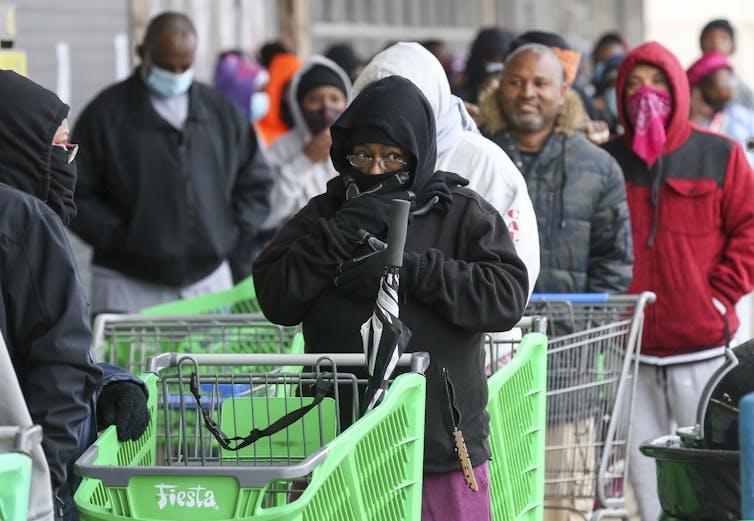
left=529, top=293, right=609, bottom=303
left=76, top=441, right=331, bottom=488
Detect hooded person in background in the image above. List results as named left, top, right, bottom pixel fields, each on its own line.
left=352, top=41, right=540, bottom=297
left=0, top=70, right=150, bottom=521
left=456, top=26, right=514, bottom=105
left=252, top=76, right=528, bottom=521
left=602, top=41, right=754, bottom=521
left=259, top=55, right=351, bottom=240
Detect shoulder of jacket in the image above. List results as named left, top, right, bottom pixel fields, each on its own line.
left=0, top=185, right=56, bottom=243
left=450, top=185, right=499, bottom=216
left=565, top=133, right=622, bottom=172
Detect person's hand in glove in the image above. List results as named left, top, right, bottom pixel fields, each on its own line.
left=96, top=381, right=150, bottom=442
left=334, top=240, right=421, bottom=299
left=330, top=172, right=414, bottom=246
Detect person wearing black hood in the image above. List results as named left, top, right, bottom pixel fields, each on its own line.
left=456, top=27, right=514, bottom=105
left=0, top=70, right=152, bottom=520
left=253, top=76, right=528, bottom=520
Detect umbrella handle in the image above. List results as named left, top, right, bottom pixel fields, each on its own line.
left=385, top=199, right=411, bottom=267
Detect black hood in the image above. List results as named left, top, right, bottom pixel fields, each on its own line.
left=330, top=75, right=437, bottom=198
left=0, top=70, right=69, bottom=201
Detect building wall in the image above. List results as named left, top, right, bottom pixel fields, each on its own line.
left=643, top=0, right=754, bottom=87
left=15, top=1, right=130, bottom=121
left=308, top=0, right=643, bottom=61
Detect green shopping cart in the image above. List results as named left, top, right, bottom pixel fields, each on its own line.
left=74, top=352, right=427, bottom=521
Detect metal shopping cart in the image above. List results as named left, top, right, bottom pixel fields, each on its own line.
left=487, top=292, right=656, bottom=521
left=93, top=314, right=303, bottom=373
left=74, top=351, right=428, bottom=521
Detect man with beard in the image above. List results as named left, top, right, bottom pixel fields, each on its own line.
left=479, top=43, right=632, bottom=294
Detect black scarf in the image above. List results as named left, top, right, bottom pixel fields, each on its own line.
left=47, top=147, right=77, bottom=224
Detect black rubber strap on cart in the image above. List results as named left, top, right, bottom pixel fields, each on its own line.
left=190, top=372, right=331, bottom=451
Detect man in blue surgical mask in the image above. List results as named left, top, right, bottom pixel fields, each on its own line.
left=70, top=11, right=272, bottom=316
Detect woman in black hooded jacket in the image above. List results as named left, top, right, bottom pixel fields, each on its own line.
left=252, top=75, right=528, bottom=520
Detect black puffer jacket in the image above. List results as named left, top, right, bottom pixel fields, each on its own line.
left=253, top=76, right=528, bottom=472
left=0, top=70, right=102, bottom=494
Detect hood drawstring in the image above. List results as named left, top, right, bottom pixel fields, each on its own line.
left=411, top=195, right=440, bottom=216
left=646, top=156, right=664, bottom=248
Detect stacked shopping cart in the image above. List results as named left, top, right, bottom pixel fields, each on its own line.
left=487, top=292, right=656, bottom=521
left=76, top=276, right=550, bottom=520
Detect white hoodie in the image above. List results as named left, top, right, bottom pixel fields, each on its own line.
left=261, top=55, right=352, bottom=231
left=352, top=42, right=540, bottom=295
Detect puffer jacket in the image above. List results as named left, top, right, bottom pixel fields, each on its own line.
left=479, top=86, right=633, bottom=293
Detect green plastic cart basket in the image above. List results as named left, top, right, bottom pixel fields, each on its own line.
left=0, top=425, right=44, bottom=521
left=141, top=276, right=260, bottom=315
left=486, top=332, right=547, bottom=521
left=74, top=352, right=426, bottom=521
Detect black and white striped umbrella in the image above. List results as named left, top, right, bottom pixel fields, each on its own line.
left=361, top=199, right=412, bottom=413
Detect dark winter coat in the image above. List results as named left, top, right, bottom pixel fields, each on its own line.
left=480, top=88, right=633, bottom=293
left=0, top=70, right=102, bottom=498
left=603, top=41, right=754, bottom=356
left=253, top=76, right=528, bottom=472
left=71, top=71, right=272, bottom=286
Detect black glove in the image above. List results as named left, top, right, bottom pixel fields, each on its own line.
left=414, top=170, right=469, bottom=215
left=96, top=381, right=150, bottom=442
left=334, top=245, right=421, bottom=299
left=334, top=189, right=413, bottom=245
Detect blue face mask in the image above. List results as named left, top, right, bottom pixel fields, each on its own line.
left=146, top=65, right=194, bottom=98
left=593, top=61, right=606, bottom=84
left=604, top=87, right=618, bottom=119
left=249, top=92, right=270, bottom=122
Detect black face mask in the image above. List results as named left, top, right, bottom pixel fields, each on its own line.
left=702, top=90, right=732, bottom=113
left=48, top=146, right=77, bottom=225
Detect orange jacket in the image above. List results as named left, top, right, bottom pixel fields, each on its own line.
left=257, top=53, right=302, bottom=146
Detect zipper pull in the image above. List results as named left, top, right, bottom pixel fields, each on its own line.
left=453, top=429, right=479, bottom=492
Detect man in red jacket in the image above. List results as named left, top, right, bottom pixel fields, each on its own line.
left=603, top=41, right=754, bottom=520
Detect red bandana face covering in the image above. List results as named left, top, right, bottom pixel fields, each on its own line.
left=625, top=85, right=673, bottom=166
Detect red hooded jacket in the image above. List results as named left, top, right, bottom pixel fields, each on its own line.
left=603, top=41, right=754, bottom=356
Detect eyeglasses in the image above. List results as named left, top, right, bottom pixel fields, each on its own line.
left=53, top=141, right=79, bottom=164
left=347, top=153, right=407, bottom=170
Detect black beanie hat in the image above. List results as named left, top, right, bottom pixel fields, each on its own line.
left=700, top=19, right=735, bottom=48
left=509, top=30, right=571, bottom=55
left=296, top=64, right=346, bottom=103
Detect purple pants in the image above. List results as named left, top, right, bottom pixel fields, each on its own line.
left=421, top=462, right=491, bottom=521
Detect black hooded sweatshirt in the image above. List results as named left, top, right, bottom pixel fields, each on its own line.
left=253, top=76, right=528, bottom=472
left=0, top=71, right=102, bottom=492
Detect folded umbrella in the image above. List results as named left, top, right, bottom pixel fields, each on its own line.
left=361, top=199, right=412, bottom=413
